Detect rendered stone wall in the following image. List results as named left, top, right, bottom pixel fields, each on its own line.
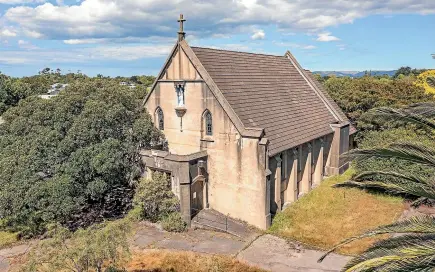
left=144, top=47, right=270, bottom=229
left=270, top=136, right=334, bottom=212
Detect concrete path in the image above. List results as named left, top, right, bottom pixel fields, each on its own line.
left=0, top=257, right=8, bottom=272
left=0, top=244, right=31, bottom=272
left=132, top=222, right=350, bottom=272
left=132, top=222, right=248, bottom=255
left=2, top=223, right=350, bottom=272
left=237, top=234, right=351, bottom=272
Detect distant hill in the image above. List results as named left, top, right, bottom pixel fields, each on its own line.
left=314, top=70, right=397, bottom=78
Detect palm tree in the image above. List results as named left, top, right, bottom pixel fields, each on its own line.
left=336, top=104, right=435, bottom=205
left=319, top=216, right=435, bottom=271
left=319, top=103, right=435, bottom=271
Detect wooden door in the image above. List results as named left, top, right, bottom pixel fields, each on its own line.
left=191, top=180, right=204, bottom=214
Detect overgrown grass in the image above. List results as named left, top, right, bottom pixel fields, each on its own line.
left=268, top=169, right=405, bottom=255
left=127, top=250, right=266, bottom=272
left=0, top=231, right=19, bottom=249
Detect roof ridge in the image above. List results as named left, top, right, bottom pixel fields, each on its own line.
left=191, top=46, right=285, bottom=58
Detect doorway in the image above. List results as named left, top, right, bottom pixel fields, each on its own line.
left=191, top=179, right=204, bottom=215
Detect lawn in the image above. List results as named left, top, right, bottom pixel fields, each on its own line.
left=0, top=231, right=19, bottom=249
left=268, top=169, right=405, bottom=255
left=127, top=250, right=266, bottom=272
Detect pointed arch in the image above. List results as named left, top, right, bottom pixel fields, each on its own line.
left=155, top=107, right=164, bottom=130
left=202, top=109, right=213, bottom=136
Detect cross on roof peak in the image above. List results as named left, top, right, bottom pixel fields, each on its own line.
left=177, top=14, right=186, bottom=41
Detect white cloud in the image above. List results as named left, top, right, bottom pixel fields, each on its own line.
left=63, top=36, right=173, bottom=45
left=18, top=39, right=39, bottom=49
left=251, top=29, right=265, bottom=40
left=211, top=33, right=231, bottom=39
left=337, top=44, right=346, bottom=51
left=64, top=38, right=108, bottom=44
left=274, top=41, right=316, bottom=50
left=88, top=44, right=172, bottom=61
left=3, top=0, right=434, bottom=43
left=303, top=45, right=316, bottom=50
left=23, top=29, right=44, bottom=39
left=0, top=0, right=45, bottom=4
left=0, top=44, right=172, bottom=65
left=316, top=32, right=340, bottom=42
left=0, top=29, right=17, bottom=37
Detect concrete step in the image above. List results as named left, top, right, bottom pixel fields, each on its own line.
left=192, top=209, right=259, bottom=239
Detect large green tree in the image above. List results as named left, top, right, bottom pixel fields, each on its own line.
left=0, top=79, right=163, bottom=235
left=322, top=76, right=434, bottom=126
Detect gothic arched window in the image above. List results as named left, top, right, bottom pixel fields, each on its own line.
left=204, top=110, right=212, bottom=136
left=156, top=107, right=164, bottom=130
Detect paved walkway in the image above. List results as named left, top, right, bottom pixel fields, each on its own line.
left=0, top=244, right=31, bottom=272
left=132, top=222, right=248, bottom=255
left=132, top=222, right=350, bottom=272
left=1, top=222, right=350, bottom=272
left=238, top=235, right=350, bottom=272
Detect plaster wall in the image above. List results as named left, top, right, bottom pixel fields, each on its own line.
left=144, top=47, right=269, bottom=229
left=270, top=136, right=333, bottom=212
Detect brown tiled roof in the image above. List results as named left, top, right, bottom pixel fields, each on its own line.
left=191, top=47, right=348, bottom=156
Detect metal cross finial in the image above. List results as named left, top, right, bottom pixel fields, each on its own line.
left=177, top=14, right=186, bottom=41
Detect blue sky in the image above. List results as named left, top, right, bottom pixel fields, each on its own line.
left=0, top=0, right=434, bottom=77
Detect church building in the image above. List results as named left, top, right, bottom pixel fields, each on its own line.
left=140, top=15, right=355, bottom=229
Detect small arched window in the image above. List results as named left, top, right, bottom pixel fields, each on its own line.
left=156, top=107, right=164, bottom=130
left=204, top=110, right=212, bottom=136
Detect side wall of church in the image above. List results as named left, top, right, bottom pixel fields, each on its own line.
left=144, top=47, right=270, bottom=229
left=268, top=135, right=334, bottom=214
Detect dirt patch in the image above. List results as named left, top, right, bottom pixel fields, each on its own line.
left=127, top=249, right=267, bottom=272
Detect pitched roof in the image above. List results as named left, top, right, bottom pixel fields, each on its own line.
left=191, top=46, right=350, bottom=155
left=304, top=70, right=357, bottom=135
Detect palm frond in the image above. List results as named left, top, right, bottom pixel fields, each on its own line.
left=344, top=143, right=435, bottom=167
left=334, top=171, right=435, bottom=200
left=367, top=233, right=435, bottom=252
left=343, top=237, right=435, bottom=272
left=318, top=216, right=435, bottom=263
left=345, top=254, right=435, bottom=272
left=353, top=171, right=431, bottom=186
left=370, top=106, right=435, bottom=131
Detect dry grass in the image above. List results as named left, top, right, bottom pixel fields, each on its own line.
left=268, top=169, right=405, bottom=255
left=127, top=250, right=266, bottom=272
left=0, top=231, right=19, bottom=249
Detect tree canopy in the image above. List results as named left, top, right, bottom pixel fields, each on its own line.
left=0, top=70, right=154, bottom=115
left=0, top=78, right=162, bottom=235
left=323, top=75, right=435, bottom=126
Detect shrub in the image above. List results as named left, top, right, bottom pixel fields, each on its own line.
left=161, top=213, right=187, bottom=233
left=0, top=231, right=18, bottom=249
left=133, top=173, right=180, bottom=222
left=21, top=219, right=132, bottom=272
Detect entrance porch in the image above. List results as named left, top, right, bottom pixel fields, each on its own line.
left=139, top=149, right=208, bottom=227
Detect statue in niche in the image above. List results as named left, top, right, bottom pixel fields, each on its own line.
left=176, top=85, right=185, bottom=107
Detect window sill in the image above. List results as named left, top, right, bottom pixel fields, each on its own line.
left=200, top=137, right=214, bottom=143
